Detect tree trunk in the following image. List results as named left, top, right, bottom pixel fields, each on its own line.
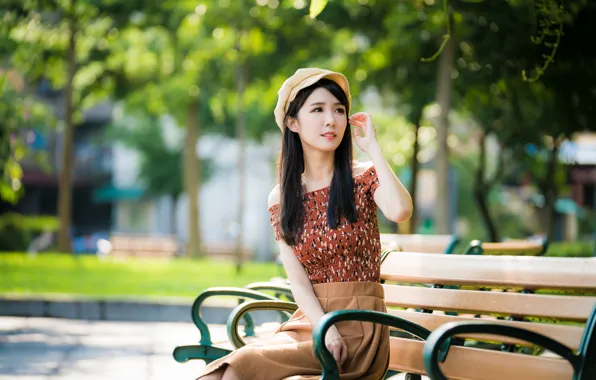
left=408, top=113, right=422, bottom=234
left=57, top=0, right=77, bottom=253
left=235, top=63, right=247, bottom=274
left=170, top=194, right=178, bottom=236
left=543, top=139, right=560, bottom=241
left=434, top=16, right=455, bottom=234
left=184, top=99, right=201, bottom=257
left=474, top=131, right=500, bottom=242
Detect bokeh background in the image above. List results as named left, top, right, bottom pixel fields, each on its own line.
left=1, top=0, right=595, bottom=297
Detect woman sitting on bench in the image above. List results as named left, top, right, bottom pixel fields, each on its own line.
left=196, top=68, right=413, bottom=380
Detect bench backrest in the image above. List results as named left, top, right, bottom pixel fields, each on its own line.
left=379, top=250, right=596, bottom=380
left=110, top=234, right=178, bottom=258
left=464, top=238, right=548, bottom=256
left=204, top=242, right=252, bottom=260
left=380, top=233, right=459, bottom=254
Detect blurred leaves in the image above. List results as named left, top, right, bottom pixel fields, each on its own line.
left=0, top=0, right=594, bottom=242
left=310, top=0, right=329, bottom=18
left=0, top=212, right=60, bottom=232
left=0, top=72, right=54, bottom=204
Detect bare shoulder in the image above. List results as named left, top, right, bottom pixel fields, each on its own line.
left=353, top=160, right=374, bottom=177
left=268, top=184, right=281, bottom=208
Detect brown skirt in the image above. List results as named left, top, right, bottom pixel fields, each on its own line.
left=196, top=281, right=389, bottom=380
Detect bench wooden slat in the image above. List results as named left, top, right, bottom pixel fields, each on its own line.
left=381, top=251, right=596, bottom=290
left=481, top=241, right=544, bottom=256
left=387, top=309, right=584, bottom=350
left=110, top=235, right=179, bottom=258
left=388, top=337, right=573, bottom=380
left=380, top=234, right=455, bottom=253
left=383, top=285, right=596, bottom=321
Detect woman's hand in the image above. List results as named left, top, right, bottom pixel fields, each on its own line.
left=349, top=112, right=380, bottom=155
left=325, top=328, right=347, bottom=373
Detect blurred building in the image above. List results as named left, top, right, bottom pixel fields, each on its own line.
left=100, top=121, right=279, bottom=260
left=2, top=79, right=114, bottom=252
left=3, top=80, right=280, bottom=258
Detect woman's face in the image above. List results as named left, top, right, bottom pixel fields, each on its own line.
left=288, top=87, right=348, bottom=153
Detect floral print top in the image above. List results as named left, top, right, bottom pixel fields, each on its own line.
left=268, top=165, right=381, bottom=284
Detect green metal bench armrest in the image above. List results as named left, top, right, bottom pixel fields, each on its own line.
left=463, top=240, right=483, bottom=255
left=577, top=303, right=596, bottom=380
left=423, top=321, right=585, bottom=380
left=313, top=309, right=432, bottom=380
left=244, top=282, right=294, bottom=302
left=191, top=287, right=281, bottom=346
left=445, top=236, right=460, bottom=255
left=226, top=300, right=299, bottom=348
left=533, top=236, right=549, bottom=256
left=380, top=248, right=396, bottom=263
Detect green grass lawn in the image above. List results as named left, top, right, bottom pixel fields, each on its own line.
left=1, top=241, right=592, bottom=299
left=0, top=253, right=282, bottom=299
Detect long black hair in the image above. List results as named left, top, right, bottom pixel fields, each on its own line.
left=277, top=78, right=358, bottom=246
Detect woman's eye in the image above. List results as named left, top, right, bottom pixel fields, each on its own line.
left=336, top=108, right=346, bottom=114
left=312, top=107, right=322, bottom=112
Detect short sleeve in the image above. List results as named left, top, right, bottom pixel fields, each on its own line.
left=361, top=165, right=380, bottom=197
left=268, top=205, right=283, bottom=241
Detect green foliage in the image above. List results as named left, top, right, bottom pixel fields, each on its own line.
left=0, top=73, right=53, bottom=204
left=0, top=213, right=59, bottom=251
left=420, top=0, right=452, bottom=63
left=522, top=0, right=565, bottom=82
left=309, top=0, right=329, bottom=19
left=0, top=212, right=60, bottom=231
left=1, top=0, right=594, bottom=248
left=546, top=241, right=595, bottom=257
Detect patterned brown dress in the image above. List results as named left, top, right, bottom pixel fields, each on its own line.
left=197, top=164, right=389, bottom=380
left=269, top=164, right=382, bottom=283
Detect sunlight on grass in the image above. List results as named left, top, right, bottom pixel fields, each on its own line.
left=0, top=253, right=282, bottom=298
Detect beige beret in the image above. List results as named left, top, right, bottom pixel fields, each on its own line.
left=274, top=68, right=351, bottom=130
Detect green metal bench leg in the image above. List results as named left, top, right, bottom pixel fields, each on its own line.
left=383, top=370, right=400, bottom=379
left=405, top=375, right=422, bottom=380
left=173, top=287, right=282, bottom=364
left=173, top=345, right=232, bottom=364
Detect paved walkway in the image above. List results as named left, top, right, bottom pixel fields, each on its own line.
left=0, top=317, right=208, bottom=380
left=0, top=317, right=416, bottom=380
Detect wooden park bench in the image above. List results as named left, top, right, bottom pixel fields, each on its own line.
left=204, top=241, right=252, bottom=261
left=380, top=233, right=460, bottom=254
left=173, top=234, right=459, bottom=364
left=464, top=237, right=548, bottom=256
left=176, top=231, right=541, bottom=370
left=109, top=234, right=179, bottom=258
left=225, top=251, right=595, bottom=380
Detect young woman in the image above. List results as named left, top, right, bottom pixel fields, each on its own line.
left=197, top=68, right=413, bottom=380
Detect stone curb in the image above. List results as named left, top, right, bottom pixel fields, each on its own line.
left=0, top=294, right=239, bottom=324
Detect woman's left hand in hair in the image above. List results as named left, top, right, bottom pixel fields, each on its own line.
left=349, top=112, right=380, bottom=155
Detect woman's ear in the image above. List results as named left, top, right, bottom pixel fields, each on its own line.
left=286, top=117, right=300, bottom=133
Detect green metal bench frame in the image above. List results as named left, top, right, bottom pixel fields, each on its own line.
left=311, top=304, right=595, bottom=380
left=227, top=300, right=299, bottom=348
left=226, top=300, right=429, bottom=380
left=423, top=303, right=596, bottom=380
left=312, top=309, right=432, bottom=380
left=443, top=235, right=460, bottom=255
left=172, top=283, right=294, bottom=363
